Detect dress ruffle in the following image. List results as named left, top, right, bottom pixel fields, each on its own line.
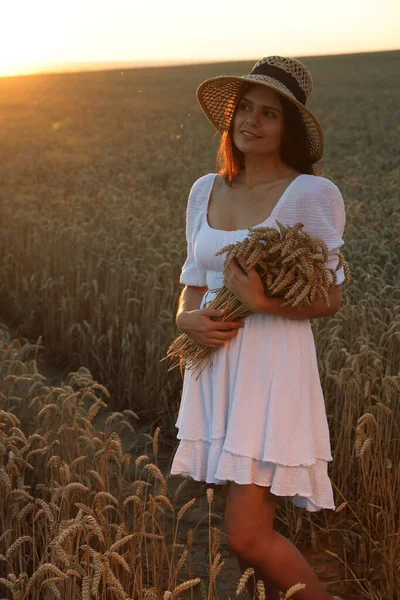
left=170, top=438, right=336, bottom=512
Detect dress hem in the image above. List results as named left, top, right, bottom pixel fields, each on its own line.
left=174, top=433, right=333, bottom=466
left=169, top=469, right=336, bottom=513
left=170, top=438, right=336, bottom=513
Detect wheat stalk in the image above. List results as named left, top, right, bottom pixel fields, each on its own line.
left=171, top=577, right=201, bottom=597
left=235, top=567, right=255, bottom=595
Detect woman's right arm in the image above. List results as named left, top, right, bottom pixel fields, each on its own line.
left=176, top=179, right=243, bottom=347
left=176, top=285, right=244, bottom=348
left=176, top=285, right=208, bottom=322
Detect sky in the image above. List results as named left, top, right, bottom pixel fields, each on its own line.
left=1, top=0, right=399, bottom=77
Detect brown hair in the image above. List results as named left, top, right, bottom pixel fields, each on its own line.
left=215, top=82, right=322, bottom=185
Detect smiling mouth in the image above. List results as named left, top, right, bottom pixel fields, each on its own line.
left=241, top=131, right=261, bottom=139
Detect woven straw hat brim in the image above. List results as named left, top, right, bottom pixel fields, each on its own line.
left=196, top=74, right=324, bottom=164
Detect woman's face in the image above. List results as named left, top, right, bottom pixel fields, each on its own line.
left=231, top=84, right=286, bottom=157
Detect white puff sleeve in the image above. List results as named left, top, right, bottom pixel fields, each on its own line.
left=301, top=178, right=347, bottom=285
left=179, top=178, right=208, bottom=287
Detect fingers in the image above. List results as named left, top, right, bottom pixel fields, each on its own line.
left=236, top=256, right=248, bottom=273
left=206, top=328, right=243, bottom=346
left=210, top=320, right=244, bottom=330
left=211, top=328, right=241, bottom=339
left=204, top=310, right=244, bottom=330
left=199, top=308, right=244, bottom=347
left=227, top=256, right=248, bottom=273
left=199, top=323, right=244, bottom=348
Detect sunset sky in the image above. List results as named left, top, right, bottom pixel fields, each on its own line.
left=1, top=0, right=398, bottom=77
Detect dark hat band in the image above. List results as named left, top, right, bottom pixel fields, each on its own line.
left=250, top=63, right=307, bottom=105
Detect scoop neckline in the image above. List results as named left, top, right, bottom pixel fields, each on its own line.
left=204, top=172, right=306, bottom=233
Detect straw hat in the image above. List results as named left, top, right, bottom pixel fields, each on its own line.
left=196, top=55, right=324, bottom=164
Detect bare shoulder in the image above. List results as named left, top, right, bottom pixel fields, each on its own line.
left=210, top=173, right=227, bottom=202
left=214, top=173, right=225, bottom=191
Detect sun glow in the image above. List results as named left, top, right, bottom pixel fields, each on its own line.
left=0, top=5, right=55, bottom=76
left=0, top=3, right=76, bottom=77
left=1, top=0, right=398, bottom=78
left=0, top=61, right=44, bottom=78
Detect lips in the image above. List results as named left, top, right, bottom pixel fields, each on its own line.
left=241, top=130, right=261, bottom=139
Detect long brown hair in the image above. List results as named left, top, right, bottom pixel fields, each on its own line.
left=215, top=82, right=322, bottom=185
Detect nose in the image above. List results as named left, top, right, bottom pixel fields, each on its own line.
left=244, top=112, right=260, bottom=127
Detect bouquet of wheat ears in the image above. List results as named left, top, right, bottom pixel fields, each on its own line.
left=162, top=220, right=351, bottom=379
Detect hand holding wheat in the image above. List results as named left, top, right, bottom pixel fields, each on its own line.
left=174, top=306, right=244, bottom=349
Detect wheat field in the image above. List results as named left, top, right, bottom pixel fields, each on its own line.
left=0, top=324, right=319, bottom=600
left=0, top=49, right=399, bottom=598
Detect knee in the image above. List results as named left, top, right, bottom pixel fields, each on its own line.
left=226, top=531, right=247, bottom=559
left=226, top=530, right=275, bottom=564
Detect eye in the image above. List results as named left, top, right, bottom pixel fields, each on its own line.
left=239, top=103, right=275, bottom=117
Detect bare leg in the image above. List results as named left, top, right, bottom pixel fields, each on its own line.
left=222, top=484, right=280, bottom=600
left=250, top=530, right=334, bottom=600
left=224, top=482, right=335, bottom=600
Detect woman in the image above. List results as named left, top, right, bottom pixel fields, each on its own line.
left=170, top=56, right=346, bottom=600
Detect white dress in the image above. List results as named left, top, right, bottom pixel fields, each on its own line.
left=170, top=172, right=346, bottom=512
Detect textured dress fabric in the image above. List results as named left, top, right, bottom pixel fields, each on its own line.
left=170, top=172, right=346, bottom=512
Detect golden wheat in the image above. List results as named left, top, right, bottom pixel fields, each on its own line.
left=171, top=577, right=201, bottom=597
left=235, top=567, right=255, bottom=595
left=210, top=552, right=225, bottom=583
left=282, top=583, right=307, bottom=599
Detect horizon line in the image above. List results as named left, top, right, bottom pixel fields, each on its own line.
left=2, top=47, right=399, bottom=79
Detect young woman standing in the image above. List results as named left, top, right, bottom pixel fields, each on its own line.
left=171, top=56, right=346, bottom=600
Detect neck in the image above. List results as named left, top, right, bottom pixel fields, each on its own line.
left=237, top=154, right=297, bottom=189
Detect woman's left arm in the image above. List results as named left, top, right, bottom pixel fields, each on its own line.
left=255, top=285, right=342, bottom=320
left=224, top=257, right=341, bottom=320
left=224, top=259, right=342, bottom=319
